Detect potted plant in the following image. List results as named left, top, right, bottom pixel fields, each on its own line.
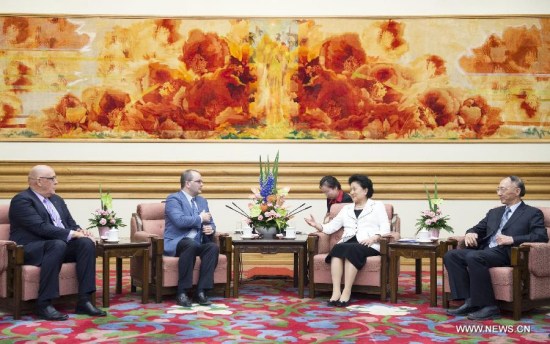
left=415, top=178, right=453, bottom=239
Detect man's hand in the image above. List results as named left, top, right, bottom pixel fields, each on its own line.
left=202, top=224, right=214, bottom=236
left=464, top=232, right=478, bottom=247
left=200, top=210, right=212, bottom=223
left=72, top=229, right=94, bottom=239
left=495, top=234, right=514, bottom=246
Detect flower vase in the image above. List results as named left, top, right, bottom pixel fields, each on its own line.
left=255, top=226, right=278, bottom=239
left=97, top=226, right=110, bottom=239
left=429, top=228, right=440, bottom=239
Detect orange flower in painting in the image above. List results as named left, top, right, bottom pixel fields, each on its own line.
left=458, top=96, right=502, bottom=137
left=320, top=33, right=366, bottom=74
left=82, top=88, right=131, bottom=127
left=181, top=29, right=230, bottom=76
left=419, top=88, right=461, bottom=128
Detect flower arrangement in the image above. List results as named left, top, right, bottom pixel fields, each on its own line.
left=87, top=187, right=126, bottom=230
left=226, top=152, right=310, bottom=234
left=415, top=178, right=453, bottom=234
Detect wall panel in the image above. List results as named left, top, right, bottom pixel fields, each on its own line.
left=1, top=161, right=548, bottom=200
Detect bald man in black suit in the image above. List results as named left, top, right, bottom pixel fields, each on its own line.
left=9, top=165, right=106, bottom=321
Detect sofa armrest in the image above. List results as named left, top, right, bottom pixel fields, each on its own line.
left=308, top=232, right=331, bottom=255
left=132, top=231, right=158, bottom=243
left=518, top=242, right=550, bottom=277
left=0, top=240, right=18, bottom=273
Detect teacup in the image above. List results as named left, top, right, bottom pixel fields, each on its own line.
left=416, top=230, right=430, bottom=241
left=242, top=226, right=253, bottom=237
left=107, top=228, right=119, bottom=242
left=285, top=227, right=296, bottom=238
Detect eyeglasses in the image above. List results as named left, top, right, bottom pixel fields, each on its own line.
left=189, top=179, right=203, bottom=184
left=496, top=186, right=515, bottom=193
left=32, top=176, right=57, bottom=181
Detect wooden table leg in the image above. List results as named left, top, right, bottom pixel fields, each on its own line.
left=102, top=253, right=110, bottom=307
left=233, top=247, right=240, bottom=298
left=430, top=251, right=437, bottom=307
left=390, top=252, right=398, bottom=303
left=298, top=247, right=304, bottom=298
left=142, top=248, right=149, bottom=304
left=293, top=252, right=298, bottom=288
left=116, top=257, right=123, bottom=294
left=415, top=258, right=422, bottom=294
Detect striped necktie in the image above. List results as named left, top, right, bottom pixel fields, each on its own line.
left=43, top=198, right=65, bottom=228
left=489, top=207, right=511, bottom=248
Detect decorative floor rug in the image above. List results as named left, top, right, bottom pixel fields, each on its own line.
left=1, top=271, right=549, bottom=343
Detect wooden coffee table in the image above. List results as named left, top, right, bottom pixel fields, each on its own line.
left=96, top=240, right=150, bottom=307
left=232, top=234, right=308, bottom=298
left=388, top=240, right=443, bottom=307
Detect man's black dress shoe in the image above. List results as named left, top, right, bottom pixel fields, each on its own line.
left=467, top=305, right=500, bottom=320
left=75, top=301, right=107, bottom=317
left=176, top=293, right=192, bottom=307
left=446, top=301, right=479, bottom=316
left=36, top=305, right=69, bottom=321
left=196, top=291, right=211, bottom=306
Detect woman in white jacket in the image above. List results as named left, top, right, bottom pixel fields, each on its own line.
left=305, top=174, right=390, bottom=307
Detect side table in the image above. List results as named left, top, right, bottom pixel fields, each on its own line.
left=96, top=240, right=150, bottom=307
left=232, top=234, right=308, bottom=298
left=388, top=240, right=443, bottom=307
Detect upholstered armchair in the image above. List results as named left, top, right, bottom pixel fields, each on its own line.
left=129, top=202, right=232, bottom=303
left=308, top=202, right=401, bottom=300
left=0, top=204, right=85, bottom=319
left=441, top=206, right=550, bottom=320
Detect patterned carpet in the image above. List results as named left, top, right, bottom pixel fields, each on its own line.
left=1, top=269, right=549, bottom=343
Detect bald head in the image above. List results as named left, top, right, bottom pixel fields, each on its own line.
left=28, top=165, right=58, bottom=197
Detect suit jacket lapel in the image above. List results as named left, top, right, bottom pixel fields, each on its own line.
left=502, top=202, right=525, bottom=232
left=357, top=199, right=374, bottom=220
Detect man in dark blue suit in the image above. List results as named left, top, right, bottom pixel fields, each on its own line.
left=444, top=175, right=548, bottom=320
left=164, top=169, right=218, bottom=307
left=9, top=165, right=106, bottom=321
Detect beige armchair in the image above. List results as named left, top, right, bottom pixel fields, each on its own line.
left=129, top=202, right=232, bottom=302
left=441, top=206, right=550, bottom=320
left=308, top=202, right=401, bottom=300
left=0, top=204, right=87, bottom=319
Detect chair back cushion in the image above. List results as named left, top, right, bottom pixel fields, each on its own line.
left=137, top=203, right=166, bottom=238
left=0, top=204, right=9, bottom=241
left=537, top=207, right=550, bottom=240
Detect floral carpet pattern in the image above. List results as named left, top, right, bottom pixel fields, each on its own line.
left=1, top=271, right=549, bottom=343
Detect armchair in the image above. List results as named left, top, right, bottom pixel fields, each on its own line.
left=441, top=206, right=550, bottom=320
left=308, top=202, right=401, bottom=300
left=0, top=204, right=85, bottom=319
left=129, top=202, right=232, bottom=303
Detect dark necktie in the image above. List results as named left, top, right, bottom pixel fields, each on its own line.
left=190, top=197, right=202, bottom=244
left=489, top=207, right=511, bottom=248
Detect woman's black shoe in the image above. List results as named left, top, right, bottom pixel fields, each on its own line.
left=327, top=300, right=339, bottom=306
left=336, top=300, right=350, bottom=307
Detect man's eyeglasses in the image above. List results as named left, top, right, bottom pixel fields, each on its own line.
left=35, top=176, right=57, bottom=181
left=189, top=180, right=203, bottom=184
left=496, top=186, right=515, bottom=193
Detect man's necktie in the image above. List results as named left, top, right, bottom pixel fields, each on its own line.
left=489, top=207, right=511, bottom=248
left=189, top=197, right=201, bottom=244
left=43, top=198, right=65, bottom=228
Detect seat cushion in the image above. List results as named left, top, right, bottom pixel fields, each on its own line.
left=21, top=263, right=79, bottom=301
left=312, top=254, right=381, bottom=286
left=161, top=255, right=228, bottom=287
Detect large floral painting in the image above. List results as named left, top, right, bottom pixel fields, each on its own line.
left=0, top=16, right=548, bottom=140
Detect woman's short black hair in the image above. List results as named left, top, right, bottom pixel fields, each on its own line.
left=348, top=174, right=374, bottom=198
left=319, top=175, right=342, bottom=190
